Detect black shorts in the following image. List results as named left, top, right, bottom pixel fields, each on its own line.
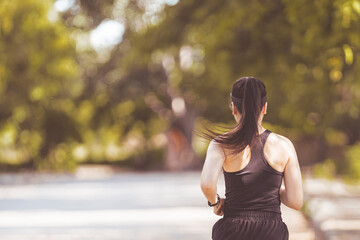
left=212, top=211, right=289, bottom=240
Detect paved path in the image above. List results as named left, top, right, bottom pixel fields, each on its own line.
left=304, top=176, right=360, bottom=240
left=0, top=167, right=316, bottom=240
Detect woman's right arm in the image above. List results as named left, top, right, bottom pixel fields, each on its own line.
left=280, top=138, right=303, bottom=210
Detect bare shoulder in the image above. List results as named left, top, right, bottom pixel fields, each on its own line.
left=207, top=139, right=225, bottom=155
left=264, top=132, right=296, bottom=170
left=267, top=132, right=295, bottom=151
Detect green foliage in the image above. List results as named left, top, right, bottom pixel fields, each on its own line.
left=121, top=0, right=360, bottom=139
left=344, top=141, right=360, bottom=182
left=124, top=0, right=360, bottom=170
left=1, top=0, right=360, bottom=172
left=0, top=0, right=81, bottom=170
left=312, top=142, right=360, bottom=183
left=312, top=158, right=337, bottom=179
left=34, top=142, right=78, bottom=172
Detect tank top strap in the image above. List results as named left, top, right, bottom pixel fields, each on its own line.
left=250, top=129, right=271, bottom=164
left=257, top=129, right=283, bottom=175
left=260, top=129, right=271, bottom=146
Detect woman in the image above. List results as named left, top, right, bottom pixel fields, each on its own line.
left=200, top=77, right=303, bottom=240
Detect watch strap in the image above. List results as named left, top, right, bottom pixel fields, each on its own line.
left=208, top=194, right=220, bottom=207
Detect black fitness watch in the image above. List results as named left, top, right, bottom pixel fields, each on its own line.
left=208, top=194, right=220, bottom=207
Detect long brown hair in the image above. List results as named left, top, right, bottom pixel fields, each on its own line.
left=196, top=77, right=267, bottom=155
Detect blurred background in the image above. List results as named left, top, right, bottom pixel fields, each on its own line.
left=0, top=0, right=359, bottom=239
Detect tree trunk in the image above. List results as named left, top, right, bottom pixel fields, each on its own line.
left=164, top=107, right=200, bottom=171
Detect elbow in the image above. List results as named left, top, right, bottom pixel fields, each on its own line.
left=293, top=200, right=303, bottom=210
left=200, top=181, right=216, bottom=194
left=291, top=196, right=303, bottom=210
left=284, top=192, right=303, bottom=210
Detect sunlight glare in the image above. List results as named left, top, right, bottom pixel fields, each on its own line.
left=90, top=20, right=125, bottom=50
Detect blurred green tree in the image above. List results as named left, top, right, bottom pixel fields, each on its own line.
left=59, top=0, right=360, bottom=170
left=2, top=0, right=359, bottom=172
left=0, top=0, right=81, bottom=170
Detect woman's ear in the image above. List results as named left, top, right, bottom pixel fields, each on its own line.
left=262, top=102, right=267, bottom=114
left=231, top=102, right=237, bottom=115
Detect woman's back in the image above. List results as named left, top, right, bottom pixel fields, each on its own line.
left=211, top=130, right=291, bottom=239
left=223, top=130, right=289, bottom=174
left=222, top=129, right=284, bottom=217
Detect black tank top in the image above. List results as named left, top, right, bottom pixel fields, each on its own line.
left=223, top=129, right=284, bottom=217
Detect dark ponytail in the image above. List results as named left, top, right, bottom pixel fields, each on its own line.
left=196, top=77, right=267, bottom=155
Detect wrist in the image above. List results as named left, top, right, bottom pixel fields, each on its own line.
left=208, top=194, right=220, bottom=207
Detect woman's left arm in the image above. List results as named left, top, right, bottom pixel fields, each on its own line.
left=200, top=139, right=225, bottom=215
